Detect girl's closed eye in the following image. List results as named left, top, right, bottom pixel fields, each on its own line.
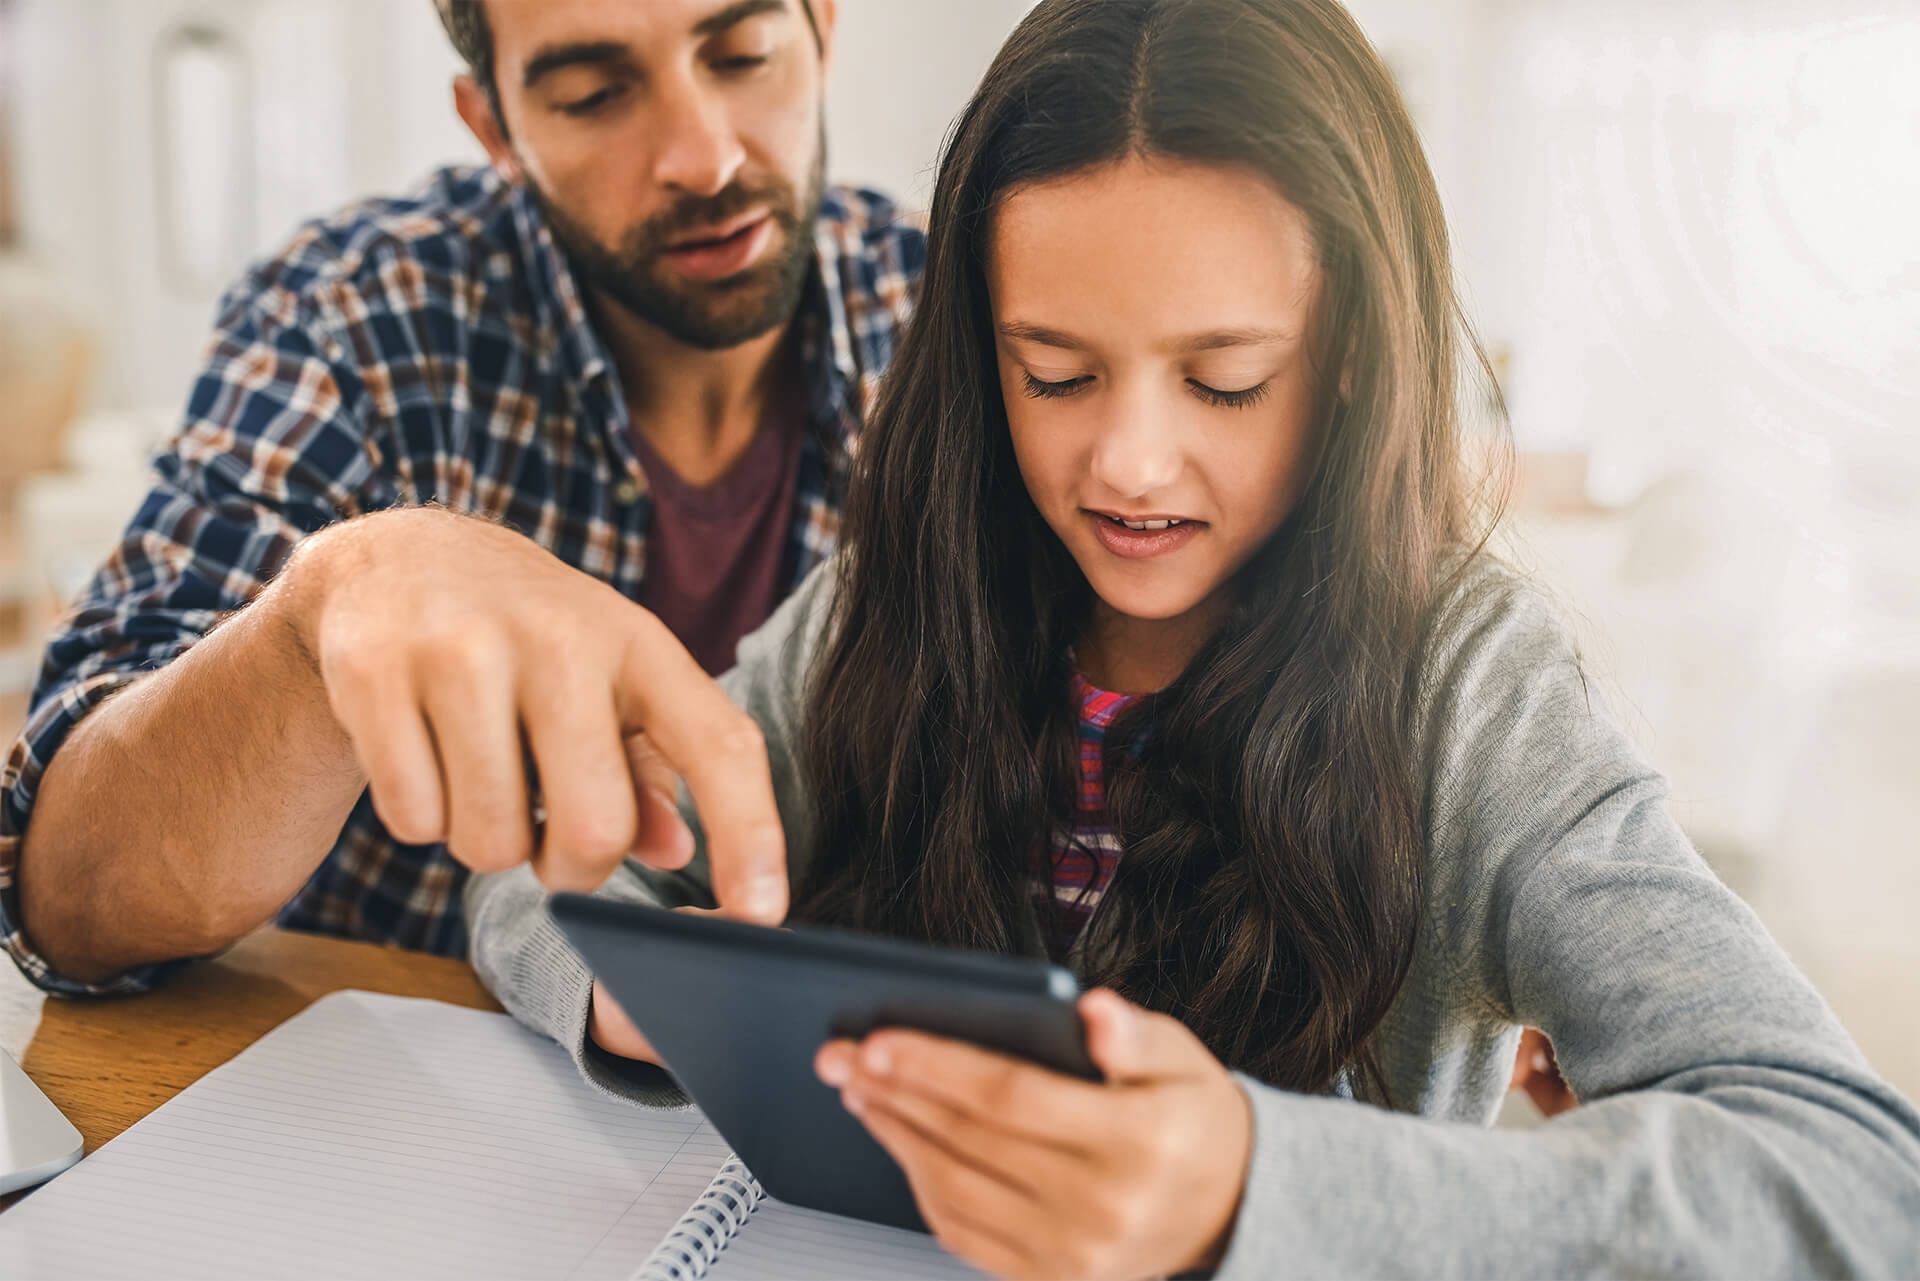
left=1021, top=372, right=1273, bottom=407
left=1021, top=371, right=1093, bottom=399
left=1189, top=378, right=1272, bottom=409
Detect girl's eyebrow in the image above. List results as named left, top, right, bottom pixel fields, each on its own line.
left=998, top=321, right=1298, bottom=354
left=1172, top=326, right=1297, bottom=353
left=997, top=321, right=1084, bottom=350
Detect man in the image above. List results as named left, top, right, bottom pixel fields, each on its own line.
left=0, top=0, right=923, bottom=993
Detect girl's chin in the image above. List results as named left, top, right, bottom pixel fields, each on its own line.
left=1078, top=564, right=1220, bottom=626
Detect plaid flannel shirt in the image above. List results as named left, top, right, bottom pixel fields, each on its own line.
left=0, top=165, right=923, bottom=994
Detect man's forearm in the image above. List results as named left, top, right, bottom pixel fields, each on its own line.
left=16, top=569, right=366, bottom=984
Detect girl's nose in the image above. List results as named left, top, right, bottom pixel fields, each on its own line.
left=1088, top=389, right=1183, bottom=499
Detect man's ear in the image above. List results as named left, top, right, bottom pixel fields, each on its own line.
left=454, top=74, right=522, bottom=184
left=810, top=0, right=839, bottom=80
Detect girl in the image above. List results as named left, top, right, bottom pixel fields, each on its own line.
left=469, top=0, right=1920, bottom=1275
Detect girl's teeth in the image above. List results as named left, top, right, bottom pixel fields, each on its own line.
left=1119, top=518, right=1178, bottom=531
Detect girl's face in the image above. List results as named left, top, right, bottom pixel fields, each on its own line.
left=989, top=155, right=1323, bottom=665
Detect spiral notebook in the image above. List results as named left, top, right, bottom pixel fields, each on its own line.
left=0, top=991, right=983, bottom=1281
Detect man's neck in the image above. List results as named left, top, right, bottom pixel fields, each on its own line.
left=592, top=288, right=798, bottom=488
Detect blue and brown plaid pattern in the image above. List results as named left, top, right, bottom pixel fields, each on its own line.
left=0, top=166, right=923, bottom=993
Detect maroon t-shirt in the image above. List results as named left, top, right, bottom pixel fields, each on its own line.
left=631, top=403, right=805, bottom=675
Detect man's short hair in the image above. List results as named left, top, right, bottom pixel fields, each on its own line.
left=435, top=0, right=822, bottom=123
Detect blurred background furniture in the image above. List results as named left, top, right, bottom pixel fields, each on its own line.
left=0, top=256, right=93, bottom=707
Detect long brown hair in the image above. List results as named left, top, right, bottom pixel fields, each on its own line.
left=798, top=0, right=1507, bottom=1099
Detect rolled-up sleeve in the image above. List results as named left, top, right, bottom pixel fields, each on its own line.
left=0, top=284, right=374, bottom=995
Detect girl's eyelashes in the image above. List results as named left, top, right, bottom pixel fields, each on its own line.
left=1190, top=379, right=1272, bottom=409
left=1020, top=369, right=1274, bottom=409
left=1021, top=371, right=1091, bottom=399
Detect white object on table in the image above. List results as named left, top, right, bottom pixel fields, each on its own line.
left=0, top=1050, right=83, bottom=1196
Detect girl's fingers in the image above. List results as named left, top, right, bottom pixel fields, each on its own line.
left=851, top=1094, right=1047, bottom=1276
left=588, top=981, right=664, bottom=1065
left=843, top=1074, right=1070, bottom=1201
left=848, top=1029, right=1111, bottom=1150
left=1080, top=988, right=1210, bottom=1083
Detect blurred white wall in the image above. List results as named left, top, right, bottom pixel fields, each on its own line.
left=1353, top=0, right=1920, bottom=1091
left=1475, top=0, right=1920, bottom=495
left=10, top=0, right=476, bottom=413
left=825, top=0, right=1034, bottom=207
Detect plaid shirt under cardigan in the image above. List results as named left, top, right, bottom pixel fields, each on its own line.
left=0, top=166, right=924, bottom=994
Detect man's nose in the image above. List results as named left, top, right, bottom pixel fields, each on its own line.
left=651, top=77, right=747, bottom=198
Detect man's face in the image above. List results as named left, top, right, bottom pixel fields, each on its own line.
left=473, top=0, right=833, bottom=350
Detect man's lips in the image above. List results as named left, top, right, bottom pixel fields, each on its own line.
left=660, top=213, right=775, bottom=281
left=665, top=210, right=771, bottom=252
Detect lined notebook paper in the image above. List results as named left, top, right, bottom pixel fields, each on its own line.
left=0, top=991, right=979, bottom=1281
left=701, top=1193, right=986, bottom=1281
left=633, top=1153, right=983, bottom=1281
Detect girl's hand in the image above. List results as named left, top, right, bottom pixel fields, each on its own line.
left=815, top=989, right=1253, bottom=1281
left=587, top=979, right=663, bottom=1064
left=1511, top=1028, right=1578, bottom=1117
left=588, top=907, right=757, bottom=1068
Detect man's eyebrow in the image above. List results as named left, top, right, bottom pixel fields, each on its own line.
left=522, top=42, right=631, bottom=91
left=692, top=0, right=789, bottom=40
left=520, top=1, right=789, bottom=90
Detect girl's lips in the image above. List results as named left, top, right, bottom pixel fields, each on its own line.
left=1084, top=511, right=1204, bottom=560
left=661, top=214, right=774, bottom=281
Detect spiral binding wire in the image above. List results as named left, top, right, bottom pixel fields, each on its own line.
left=632, top=1157, right=766, bottom=1281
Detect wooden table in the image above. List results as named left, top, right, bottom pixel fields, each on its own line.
left=6, top=929, right=500, bottom=1201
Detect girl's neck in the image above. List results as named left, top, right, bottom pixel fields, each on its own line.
left=1074, top=592, right=1231, bottom=695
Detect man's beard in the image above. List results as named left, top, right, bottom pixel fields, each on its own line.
left=531, top=144, right=826, bottom=353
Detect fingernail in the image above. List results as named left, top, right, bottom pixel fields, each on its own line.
left=818, top=1054, right=849, bottom=1087
left=862, top=1042, right=892, bottom=1078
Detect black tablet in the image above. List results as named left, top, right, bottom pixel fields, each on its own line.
left=548, top=893, right=1099, bottom=1232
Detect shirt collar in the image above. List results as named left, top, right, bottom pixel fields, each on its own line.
left=510, top=180, right=862, bottom=439
left=509, top=181, right=613, bottom=391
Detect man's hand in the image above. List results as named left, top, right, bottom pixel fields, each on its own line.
left=816, top=989, right=1253, bottom=1281
left=289, top=507, right=787, bottom=919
